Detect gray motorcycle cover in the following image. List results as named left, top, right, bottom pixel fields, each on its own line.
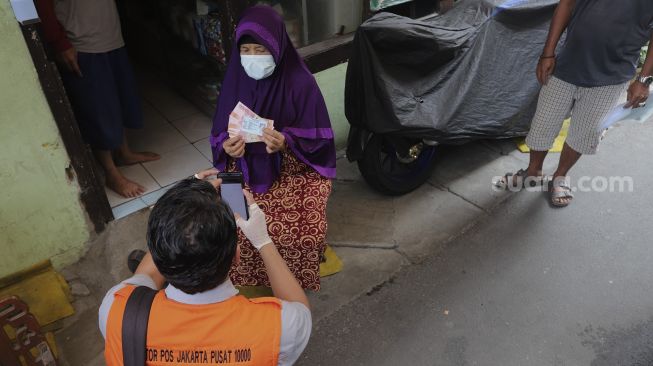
left=346, top=0, right=560, bottom=158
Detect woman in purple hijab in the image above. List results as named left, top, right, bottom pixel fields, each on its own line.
left=210, top=5, right=336, bottom=291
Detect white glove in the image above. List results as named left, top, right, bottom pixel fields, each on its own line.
left=236, top=204, right=273, bottom=250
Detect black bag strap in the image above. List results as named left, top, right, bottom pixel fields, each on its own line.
left=122, top=286, right=158, bottom=366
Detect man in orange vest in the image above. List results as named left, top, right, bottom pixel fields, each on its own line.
left=99, top=169, right=311, bottom=365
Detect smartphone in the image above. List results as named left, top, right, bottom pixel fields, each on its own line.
left=218, top=172, right=249, bottom=219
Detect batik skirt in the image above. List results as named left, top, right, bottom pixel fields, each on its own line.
left=228, top=150, right=332, bottom=291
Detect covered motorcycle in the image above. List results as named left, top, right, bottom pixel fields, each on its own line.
left=346, top=0, right=560, bottom=194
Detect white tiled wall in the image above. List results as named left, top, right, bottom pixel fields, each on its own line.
left=108, top=78, right=214, bottom=220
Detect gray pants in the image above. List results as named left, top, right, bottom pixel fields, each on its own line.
left=525, top=76, right=627, bottom=155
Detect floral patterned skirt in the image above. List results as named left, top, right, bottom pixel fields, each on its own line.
left=228, top=151, right=332, bottom=291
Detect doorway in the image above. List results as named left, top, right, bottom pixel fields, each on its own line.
left=29, top=0, right=442, bottom=223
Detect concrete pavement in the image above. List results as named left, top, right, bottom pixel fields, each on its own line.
left=55, top=136, right=526, bottom=364
left=53, top=112, right=652, bottom=365
left=299, top=121, right=653, bottom=365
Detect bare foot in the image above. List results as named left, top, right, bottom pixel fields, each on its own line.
left=107, top=173, right=146, bottom=198
left=115, top=151, right=160, bottom=166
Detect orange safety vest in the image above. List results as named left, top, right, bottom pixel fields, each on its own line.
left=105, top=285, right=282, bottom=366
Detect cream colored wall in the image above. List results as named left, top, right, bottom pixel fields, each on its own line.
left=0, top=0, right=90, bottom=277
left=314, top=62, right=349, bottom=150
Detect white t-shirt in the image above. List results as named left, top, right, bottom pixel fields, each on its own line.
left=54, top=0, right=124, bottom=53
left=99, top=275, right=312, bottom=366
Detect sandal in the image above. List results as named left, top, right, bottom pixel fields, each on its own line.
left=548, top=179, right=574, bottom=207
left=495, top=169, right=547, bottom=190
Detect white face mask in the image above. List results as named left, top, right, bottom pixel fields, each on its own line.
left=240, top=54, right=276, bottom=80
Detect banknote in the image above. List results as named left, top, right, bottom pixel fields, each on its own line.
left=228, top=102, right=274, bottom=143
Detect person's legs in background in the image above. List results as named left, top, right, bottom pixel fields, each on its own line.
left=93, top=148, right=142, bottom=197
left=552, top=143, right=582, bottom=180
left=517, top=77, right=576, bottom=186
left=548, top=82, right=628, bottom=205
left=109, top=48, right=160, bottom=167
left=526, top=149, right=549, bottom=179
left=61, top=50, right=158, bottom=198
left=114, top=132, right=160, bottom=166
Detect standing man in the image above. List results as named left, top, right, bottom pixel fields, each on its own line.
left=502, top=0, right=653, bottom=207
left=35, top=0, right=159, bottom=198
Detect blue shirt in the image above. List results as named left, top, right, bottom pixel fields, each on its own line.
left=554, top=0, right=653, bottom=87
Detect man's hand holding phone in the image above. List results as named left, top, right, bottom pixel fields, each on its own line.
left=235, top=191, right=272, bottom=251
left=195, top=169, right=270, bottom=250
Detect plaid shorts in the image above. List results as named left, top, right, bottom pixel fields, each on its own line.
left=525, top=76, right=628, bottom=155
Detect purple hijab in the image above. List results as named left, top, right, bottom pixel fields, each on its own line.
left=210, top=6, right=336, bottom=193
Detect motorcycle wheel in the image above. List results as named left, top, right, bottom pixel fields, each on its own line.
left=357, top=134, right=438, bottom=196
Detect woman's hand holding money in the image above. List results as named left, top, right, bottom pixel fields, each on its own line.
left=224, top=136, right=245, bottom=158
left=263, top=128, right=285, bottom=154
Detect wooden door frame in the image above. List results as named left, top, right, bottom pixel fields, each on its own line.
left=21, top=23, right=113, bottom=233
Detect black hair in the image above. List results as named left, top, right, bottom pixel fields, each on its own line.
left=147, top=178, right=238, bottom=294
left=238, top=34, right=260, bottom=47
